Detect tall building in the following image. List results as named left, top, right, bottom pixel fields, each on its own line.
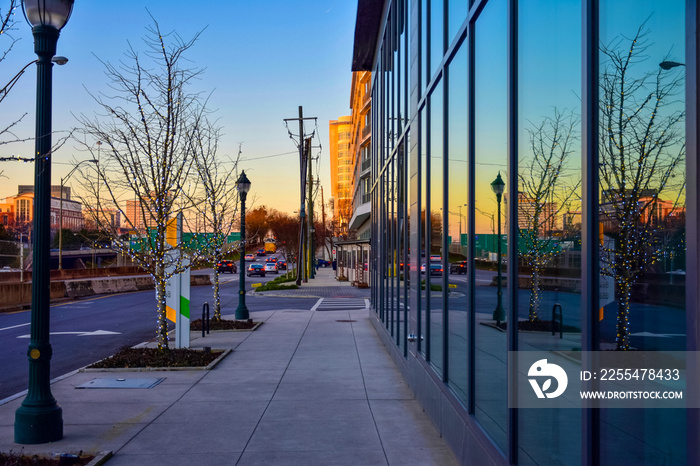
left=348, top=70, right=372, bottom=240
left=353, top=1, right=696, bottom=465
left=329, top=116, right=353, bottom=237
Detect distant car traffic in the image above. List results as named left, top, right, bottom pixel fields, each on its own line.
left=277, top=260, right=287, bottom=270
left=266, top=257, right=277, bottom=263
left=244, top=254, right=255, bottom=261
left=430, top=255, right=441, bottom=262
left=247, top=263, right=266, bottom=277
left=257, top=249, right=266, bottom=256
left=264, top=262, right=279, bottom=274
left=429, top=263, right=443, bottom=276
left=215, top=260, right=237, bottom=273
left=450, top=261, right=467, bottom=274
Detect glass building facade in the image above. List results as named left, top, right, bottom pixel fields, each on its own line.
left=354, top=0, right=698, bottom=464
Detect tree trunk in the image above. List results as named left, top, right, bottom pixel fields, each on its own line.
left=213, top=269, right=221, bottom=321
left=155, top=277, right=168, bottom=350
left=615, top=277, right=632, bottom=350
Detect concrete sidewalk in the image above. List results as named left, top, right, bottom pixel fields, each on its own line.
left=0, top=269, right=458, bottom=465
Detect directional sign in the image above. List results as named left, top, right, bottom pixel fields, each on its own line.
left=18, top=330, right=121, bottom=338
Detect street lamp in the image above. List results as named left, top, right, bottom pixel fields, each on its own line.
left=235, top=170, right=251, bottom=320
left=491, top=172, right=506, bottom=325
left=15, top=0, right=73, bottom=445
left=59, top=159, right=97, bottom=270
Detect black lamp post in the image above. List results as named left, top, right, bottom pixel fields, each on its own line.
left=491, top=172, right=506, bottom=325
left=15, top=0, right=73, bottom=445
left=235, top=171, right=251, bottom=320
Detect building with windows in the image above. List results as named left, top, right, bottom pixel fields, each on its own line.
left=0, top=190, right=83, bottom=235
left=329, top=116, right=353, bottom=238
left=353, top=0, right=697, bottom=464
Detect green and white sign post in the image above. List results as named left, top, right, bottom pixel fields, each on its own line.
left=164, top=213, right=190, bottom=348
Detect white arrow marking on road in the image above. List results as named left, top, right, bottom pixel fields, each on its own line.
left=17, top=330, right=121, bottom=339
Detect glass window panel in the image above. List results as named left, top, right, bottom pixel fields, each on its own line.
left=420, top=105, right=428, bottom=356
left=447, top=42, right=468, bottom=404
left=429, top=79, right=444, bottom=376
left=474, top=0, right=508, bottom=452
left=448, top=0, right=468, bottom=46
left=517, top=1, right=582, bottom=464
left=598, top=2, right=686, bottom=464
left=421, top=0, right=428, bottom=94
left=430, top=0, right=444, bottom=79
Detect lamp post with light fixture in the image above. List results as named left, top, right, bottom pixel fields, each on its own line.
left=491, top=172, right=506, bottom=325
left=15, top=0, right=74, bottom=445
left=235, top=171, right=251, bottom=320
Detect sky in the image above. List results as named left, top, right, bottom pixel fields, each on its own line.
left=0, top=0, right=358, bottom=215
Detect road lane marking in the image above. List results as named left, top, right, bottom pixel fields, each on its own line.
left=18, top=330, right=121, bottom=338
left=0, top=322, right=30, bottom=332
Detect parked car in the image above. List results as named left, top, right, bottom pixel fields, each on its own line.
left=264, top=262, right=279, bottom=274
left=247, top=263, right=266, bottom=277
left=450, top=261, right=467, bottom=274
left=215, top=259, right=237, bottom=273
left=429, top=263, right=443, bottom=276
left=244, top=254, right=255, bottom=261
left=317, top=259, right=330, bottom=267
left=277, top=260, right=287, bottom=270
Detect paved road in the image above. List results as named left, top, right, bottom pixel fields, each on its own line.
left=0, top=260, right=317, bottom=401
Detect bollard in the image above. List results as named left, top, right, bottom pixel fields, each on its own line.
left=552, top=303, right=563, bottom=339
left=202, top=302, right=210, bottom=337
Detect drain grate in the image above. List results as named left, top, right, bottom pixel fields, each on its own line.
left=77, top=378, right=165, bottom=389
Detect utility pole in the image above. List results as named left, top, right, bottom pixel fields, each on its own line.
left=283, top=106, right=317, bottom=286
left=320, top=184, right=329, bottom=259
left=307, top=138, right=315, bottom=279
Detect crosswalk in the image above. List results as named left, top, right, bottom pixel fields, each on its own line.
left=312, top=298, right=369, bottom=312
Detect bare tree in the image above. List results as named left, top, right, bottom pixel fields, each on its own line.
left=598, top=23, right=685, bottom=350
left=75, top=16, right=212, bottom=350
left=519, top=108, right=580, bottom=322
left=186, top=133, right=240, bottom=321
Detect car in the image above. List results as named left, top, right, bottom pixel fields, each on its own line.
left=450, top=261, right=467, bottom=274
left=247, top=263, right=266, bottom=277
left=257, top=249, right=266, bottom=256
left=277, top=260, right=287, bottom=270
left=264, top=262, right=279, bottom=274
left=420, top=263, right=426, bottom=274
left=215, top=259, right=237, bottom=273
left=430, top=255, right=442, bottom=262
left=244, top=254, right=255, bottom=261
left=429, top=263, right=443, bottom=276
left=317, top=259, right=330, bottom=267
left=266, top=257, right=277, bottom=263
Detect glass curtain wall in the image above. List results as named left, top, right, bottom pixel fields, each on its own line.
left=517, top=1, right=582, bottom=464
left=598, top=1, right=686, bottom=464
left=446, top=41, right=469, bottom=404
left=367, top=0, right=692, bottom=464
left=474, top=0, right=508, bottom=452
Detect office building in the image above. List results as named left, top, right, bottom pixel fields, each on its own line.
left=353, top=0, right=696, bottom=464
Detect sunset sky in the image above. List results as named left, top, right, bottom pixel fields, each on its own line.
left=0, top=0, right=357, bottom=215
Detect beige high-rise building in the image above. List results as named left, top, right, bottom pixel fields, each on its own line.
left=329, top=115, right=353, bottom=237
